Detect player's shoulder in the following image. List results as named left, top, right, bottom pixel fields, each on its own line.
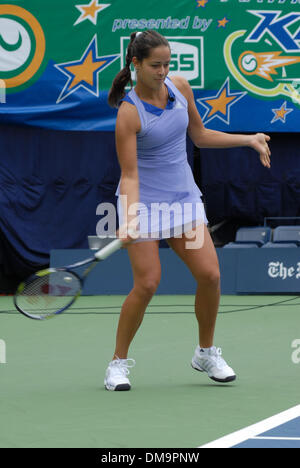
left=169, top=75, right=190, bottom=91
left=118, top=98, right=138, bottom=115
left=116, top=99, right=140, bottom=133
left=169, top=75, right=192, bottom=97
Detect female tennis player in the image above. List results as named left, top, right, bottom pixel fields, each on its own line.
left=104, top=30, right=271, bottom=391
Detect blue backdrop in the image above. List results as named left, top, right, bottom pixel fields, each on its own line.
left=0, top=124, right=120, bottom=276
left=199, top=133, right=300, bottom=226
left=0, top=124, right=196, bottom=277
left=0, top=124, right=299, bottom=280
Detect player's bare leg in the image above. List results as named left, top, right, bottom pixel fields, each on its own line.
left=167, top=224, right=220, bottom=348
left=113, top=240, right=161, bottom=359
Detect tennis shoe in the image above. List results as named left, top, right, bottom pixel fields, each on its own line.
left=191, top=346, right=236, bottom=383
left=104, top=358, right=135, bottom=391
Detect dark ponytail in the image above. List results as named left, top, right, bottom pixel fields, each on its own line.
left=108, top=30, right=170, bottom=108
left=108, top=32, right=136, bottom=108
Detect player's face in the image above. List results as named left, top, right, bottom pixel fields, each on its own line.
left=135, top=46, right=171, bottom=90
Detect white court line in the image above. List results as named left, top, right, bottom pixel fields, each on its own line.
left=199, top=405, right=300, bottom=448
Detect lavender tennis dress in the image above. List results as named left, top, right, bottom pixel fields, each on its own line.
left=116, top=77, right=208, bottom=240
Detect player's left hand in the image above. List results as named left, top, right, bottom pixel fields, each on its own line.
left=250, top=133, right=271, bottom=169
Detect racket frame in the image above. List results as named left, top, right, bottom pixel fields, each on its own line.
left=13, top=267, right=84, bottom=320
left=14, top=238, right=122, bottom=320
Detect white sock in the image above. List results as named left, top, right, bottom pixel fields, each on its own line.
left=199, top=346, right=214, bottom=354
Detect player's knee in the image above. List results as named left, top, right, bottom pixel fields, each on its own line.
left=137, top=275, right=160, bottom=297
left=197, top=267, right=220, bottom=289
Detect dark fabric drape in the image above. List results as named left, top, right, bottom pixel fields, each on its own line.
left=1, top=125, right=299, bottom=284
left=198, top=133, right=300, bottom=226
left=0, top=124, right=120, bottom=278
left=0, top=124, right=194, bottom=280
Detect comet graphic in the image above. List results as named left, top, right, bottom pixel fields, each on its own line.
left=238, top=51, right=300, bottom=82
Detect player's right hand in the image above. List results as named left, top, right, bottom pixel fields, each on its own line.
left=117, top=224, right=139, bottom=245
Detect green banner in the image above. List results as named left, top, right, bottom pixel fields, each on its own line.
left=0, top=0, right=299, bottom=131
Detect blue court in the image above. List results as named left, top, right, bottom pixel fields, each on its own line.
left=201, top=406, right=300, bottom=448
left=234, top=417, right=300, bottom=448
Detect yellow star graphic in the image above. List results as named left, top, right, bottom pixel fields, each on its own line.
left=197, top=0, right=208, bottom=7
left=205, top=88, right=236, bottom=118
left=276, top=107, right=288, bottom=120
left=218, top=17, right=229, bottom=28
left=81, top=0, right=102, bottom=19
left=198, top=78, right=246, bottom=124
left=65, top=51, right=106, bottom=89
left=74, top=1, right=110, bottom=26
left=271, top=101, right=293, bottom=124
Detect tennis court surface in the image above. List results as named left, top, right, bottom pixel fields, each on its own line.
left=1, top=294, right=299, bottom=448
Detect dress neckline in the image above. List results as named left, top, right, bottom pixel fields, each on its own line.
left=134, top=82, right=176, bottom=116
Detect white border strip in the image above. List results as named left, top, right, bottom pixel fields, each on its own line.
left=199, top=405, right=300, bottom=448
left=254, top=437, right=300, bottom=441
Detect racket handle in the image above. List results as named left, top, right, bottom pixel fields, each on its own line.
left=94, top=238, right=122, bottom=260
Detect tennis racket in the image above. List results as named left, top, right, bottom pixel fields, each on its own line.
left=14, top=238, right=122, bottom=320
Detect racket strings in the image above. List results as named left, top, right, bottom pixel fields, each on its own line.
left=15, top=271, right=81, bottom=317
